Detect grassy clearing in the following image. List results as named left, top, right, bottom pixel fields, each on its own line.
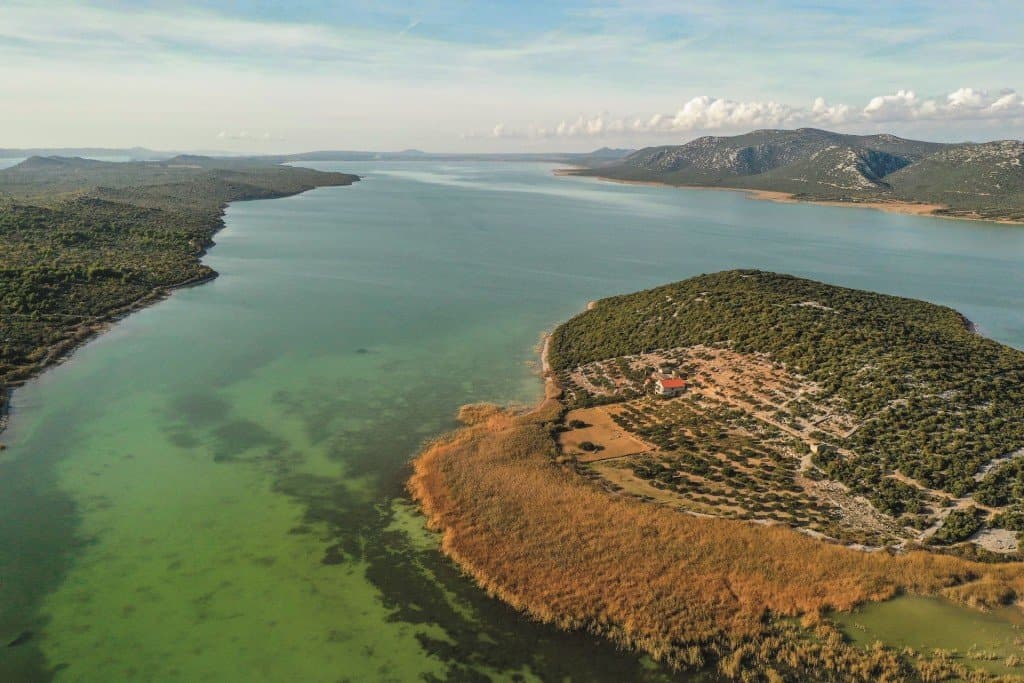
left=556, top=405, right=651, bottom=462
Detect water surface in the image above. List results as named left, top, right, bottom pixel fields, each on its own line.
left=2, top=161, right=1023, bottom=680
left=835, top=596, right=1024, bottom=675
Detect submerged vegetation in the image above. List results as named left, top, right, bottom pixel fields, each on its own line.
left=410, top=271, right=1024, bottom=680
left=0, top=155, right=357, bottom=427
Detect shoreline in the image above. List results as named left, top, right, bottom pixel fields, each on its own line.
left=554, top=169, right=1024, bottom=225
left=0, top=271, right=217, bottom=440
left=536, top=299, right=596, bottom=407
left=0, top=181, right=356, bottom=445
left=0, top=273, right=215, bottom=444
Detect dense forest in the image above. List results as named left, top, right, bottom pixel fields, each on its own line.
left=549, top=270, right=1024, bottom=514
left=0, top=156, right=357, bottom=427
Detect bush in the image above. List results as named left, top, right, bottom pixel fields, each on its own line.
left=932, top=507, right=983, bottom=545
left=991, top=506, right=1024, bottom=531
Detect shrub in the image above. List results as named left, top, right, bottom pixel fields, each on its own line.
left=932, top=507, right=983, bottom=545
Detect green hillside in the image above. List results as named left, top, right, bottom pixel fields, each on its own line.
left=571, top=128, right=1024, bottom=221
left=550, top=270, right=1024, bottom=539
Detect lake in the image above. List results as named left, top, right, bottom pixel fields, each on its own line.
left=2, top=161, right=1023, bottom=681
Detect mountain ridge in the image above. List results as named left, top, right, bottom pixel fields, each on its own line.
left=568, top=128, right=1024, bottom=222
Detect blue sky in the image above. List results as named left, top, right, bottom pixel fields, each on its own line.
left=2, top=1, right=1022, bottom=151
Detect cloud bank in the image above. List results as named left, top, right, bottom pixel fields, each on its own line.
left=217, top=130, right=282, bottom=142
left=486, top=88, right=1024, bottom=139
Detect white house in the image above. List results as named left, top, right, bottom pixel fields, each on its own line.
left=654, top=376, right=687, bottom=397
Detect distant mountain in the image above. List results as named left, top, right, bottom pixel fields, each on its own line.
left=587, top=146, right=635, bottom=159
left=0, top=146, right=174, bottom=160
left=0, top=154, right=357, bottom=206
left=1, top=146, right=637, bottom=167
left=569, top=128, right=1024, bottom=222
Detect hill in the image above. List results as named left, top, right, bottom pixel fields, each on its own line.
left=568, top=128, right=1024, bottom=222
left=0, top=156, right=358, bottom=434
left=549, top=270, right=1024, bottom=550
left=410, top=271, right=1024, bottom=680
left=0, top=146, right=171, bottom=160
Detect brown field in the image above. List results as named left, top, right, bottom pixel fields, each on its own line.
left=557, top=405, right=652, bottom=462
left=409, top=399, right=1024, bottom=680
left=561, top=344, right=857, bottom=438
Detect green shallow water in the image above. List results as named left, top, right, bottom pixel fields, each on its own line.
left=834, top=596, right=1024, bottom=676
left=2, top=161, right=1024, bottom=681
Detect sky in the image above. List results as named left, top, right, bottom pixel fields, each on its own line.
left=2, top=0, right=1023, bottom=153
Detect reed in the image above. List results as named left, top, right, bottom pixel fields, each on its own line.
left=409, top=403, right=1024, bottom=680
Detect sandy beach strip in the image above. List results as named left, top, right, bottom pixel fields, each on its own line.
left=554, top=169, right=1022, bottom=224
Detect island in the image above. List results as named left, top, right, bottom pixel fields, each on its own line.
left=0, top=156, right=358, bottom=436
left=562, top=128, right=1024, bottom=224
left=410, top=270, right=1024, bottom=681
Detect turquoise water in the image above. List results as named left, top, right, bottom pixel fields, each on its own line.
left=1, top=161, right=1023, bottom=681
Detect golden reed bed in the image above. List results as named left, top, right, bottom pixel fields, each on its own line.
left=409, top=396, right=1024, bottom=680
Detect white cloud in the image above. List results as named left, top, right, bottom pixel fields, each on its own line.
left=217, top=131, right=282, bottom=141
left=668, top=96, right=797, bottom=131
left=810, top=97, right=852, bottom=125
left=487, top=88, right=1024, bottom=139
left=863, top=89, right=920, bottom=120
left=0, top=2, right=657, bottom=82
left=862, top=87, right=1024, bottom=123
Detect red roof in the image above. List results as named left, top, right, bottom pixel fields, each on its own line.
left=658, top=378, right=687, bottom=388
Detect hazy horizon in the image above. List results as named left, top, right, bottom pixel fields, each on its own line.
left=4, top=125, right=1024, bottom=160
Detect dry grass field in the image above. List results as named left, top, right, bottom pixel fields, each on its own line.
left=556, top=405, right=651, bottom=462
left=409, top=400, right=1024, bottom=680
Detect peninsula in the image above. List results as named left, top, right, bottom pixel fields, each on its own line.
left=563, top=128, right=1024, bottom=224
left=0, top=156, right=358, bottom=435
left=410, top=270, right=1024, bottom=680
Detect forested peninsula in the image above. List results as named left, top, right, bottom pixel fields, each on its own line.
left=410, top=270, right=1024, bottom=681
left=0, top=156, right=357, bottom=434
